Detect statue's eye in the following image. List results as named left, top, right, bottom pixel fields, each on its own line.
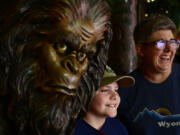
left=54, top=43, right=67, bottom=54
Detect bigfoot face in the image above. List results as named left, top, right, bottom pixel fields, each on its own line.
left=35, top=24, right=98, bottom=96
left=0, top=0, right=111, bottom=135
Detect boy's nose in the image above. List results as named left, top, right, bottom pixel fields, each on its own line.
left=111, top=92, right=118, bottom=100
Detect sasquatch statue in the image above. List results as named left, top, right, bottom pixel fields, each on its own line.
left=0, top=0, right=112, bottom=135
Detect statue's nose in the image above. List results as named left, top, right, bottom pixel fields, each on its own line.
left=62, top=51, right=87, bottom=74
left=62, top=58, right=78, bottom=73
left=77, top=52, right=86, bottom=62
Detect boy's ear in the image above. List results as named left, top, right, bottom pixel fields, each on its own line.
left=136, top=44, right=144, bottom=57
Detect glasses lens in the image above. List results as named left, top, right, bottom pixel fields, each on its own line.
left=176, top=40, right=180, bottom=44
left=156, top=41, right=166, bottom=49
left=169, top=40, right=179, bottom=49
left=169, top=40, right=176, bottom=46
left=176, top=40, right=180, bottom=48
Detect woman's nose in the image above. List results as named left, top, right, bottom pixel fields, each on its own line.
left=164, top=41, right=175, bottom=51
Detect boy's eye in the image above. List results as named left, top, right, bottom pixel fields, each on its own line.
left=101, top=89, right=108, bottom=92
left=115, top=88, right=119, bottom=92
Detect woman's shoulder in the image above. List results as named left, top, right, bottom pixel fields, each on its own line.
left=172, top=63, right=180, bottom=76
left=173, top=63, right=180, bottom=70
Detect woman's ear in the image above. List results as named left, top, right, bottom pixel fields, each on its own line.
left=136, top=44, right=144, bottom=57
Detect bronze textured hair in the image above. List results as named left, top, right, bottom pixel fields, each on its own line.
left=0, top=0, right=112, bottom=135
left=134, top=14, right=176, bottom=45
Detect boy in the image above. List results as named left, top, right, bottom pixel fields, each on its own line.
left=73, top=66, right=135, bottom=135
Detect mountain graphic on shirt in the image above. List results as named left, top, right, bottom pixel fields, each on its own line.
left=132, top=108, right=180, bottom=130
left=134, top=108, right=180, bottom=123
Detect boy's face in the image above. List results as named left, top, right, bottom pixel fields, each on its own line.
left=88, top=82, right=120, bottom=118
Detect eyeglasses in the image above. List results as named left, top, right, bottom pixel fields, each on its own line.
left=143, top=39, right=180, bottom=50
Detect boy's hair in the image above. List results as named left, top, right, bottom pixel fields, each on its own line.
left=134, top=14, right=176, bottom=44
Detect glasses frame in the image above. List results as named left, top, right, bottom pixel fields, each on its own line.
left=142, top=39, right=180, bottom=50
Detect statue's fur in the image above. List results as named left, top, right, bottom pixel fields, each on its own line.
left=0, top=0, right=112, bottom=135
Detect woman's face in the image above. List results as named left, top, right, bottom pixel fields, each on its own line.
left=88, top=82, right=120, bottom=118
left=137, top=29, right=177, bottom=74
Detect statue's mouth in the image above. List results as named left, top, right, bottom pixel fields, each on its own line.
left=45, top=83, right=76, bottom=96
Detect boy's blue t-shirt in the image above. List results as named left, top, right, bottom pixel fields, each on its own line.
left=117, top=63, right=180, bottom=135
left=72, top=118, right=128, bottom=135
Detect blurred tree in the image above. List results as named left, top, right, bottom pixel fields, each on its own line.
left=107, top=0, right=137, bottom=75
